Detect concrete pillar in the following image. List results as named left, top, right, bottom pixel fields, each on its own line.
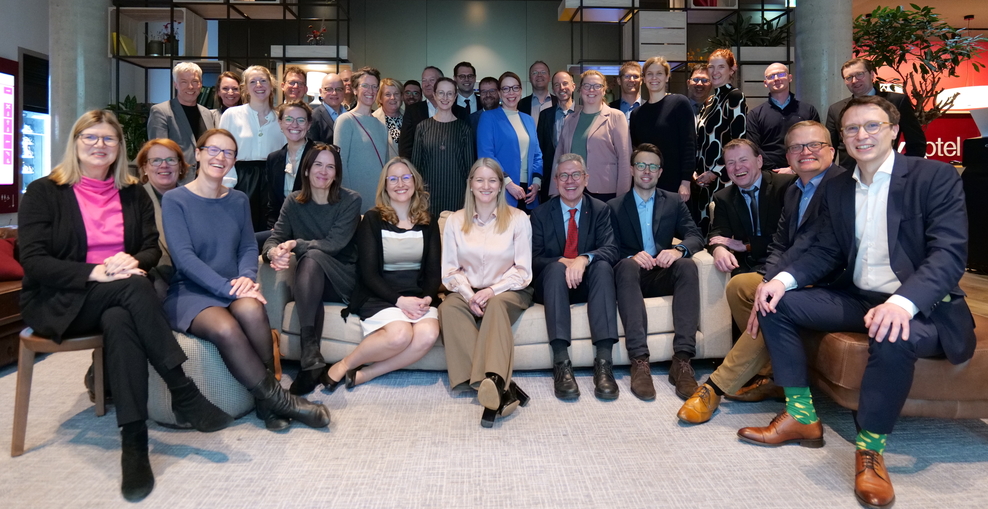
left=794, top=0, right=852, bottom=116
left=50, top=0, right=112, bottom=164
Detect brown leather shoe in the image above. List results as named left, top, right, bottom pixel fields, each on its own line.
left=725, top=376, right=785, bottom=402
left=668, top=356, right=698, bottom=400
left=737, top=412, right=824, bottom=448
left=629, top=356, right=656, bottom=401
left=855, top=449, right=895, bottom=508
left=677, top=383, right=721, bottom=424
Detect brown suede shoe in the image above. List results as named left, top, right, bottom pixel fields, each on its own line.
left=855, top=449, right=895, bottom=508
left=668, top=356, right=698, bottom=400
left=677, top=383, right=721, bottom=424
left=725, top=376, right=785, bottom=402
left=737, top=412, right=824, bottom=447
left=629, top=356, right=656, bottom=401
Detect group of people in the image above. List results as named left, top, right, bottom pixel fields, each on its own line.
left=19, top=50, right=969, bottom=509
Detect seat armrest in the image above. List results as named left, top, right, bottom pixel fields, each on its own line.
left=257, top=255, right=296, bottom=333
left=693, top=249, right=732, bottom=358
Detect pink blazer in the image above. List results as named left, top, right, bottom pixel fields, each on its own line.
left=549, top=102, right=632, bottom=196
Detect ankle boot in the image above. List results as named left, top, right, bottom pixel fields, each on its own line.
left=299, top=326, right=326, bottom=371
left=257, top=361, right=291, bottom=431
left=289, top=367, right=323, bottom=396
left=250, top=373, right=331, bottom=429
left=120, top=422, right=154, bottom=502
left=170, top=377, right=234, bottom=432
left=478, top=372, right=506, bottom=411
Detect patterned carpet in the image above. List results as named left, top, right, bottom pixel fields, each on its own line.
left=2, top=351, right=987, bottom=508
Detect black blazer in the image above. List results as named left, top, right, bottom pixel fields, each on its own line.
left=708, top=170, right=795, bottom=274
left=309, top=103, right=342, bottom=144
left=265, top=140, right=316, bottom=228
left=518, top=94, right=558, bottom=119
left=608, top=188, right=705, bottom=258
left=764, top=164, right=845, bottom=272
left=767, top=153, right=975, bottom=364
left=534, top=106, right=562, bottom=203
left=825, top=88, right=926, bottom=169
left=530, top=195, right=618, bottom=278
left=18, top=178, right=160, bottom=340
left=346, top=209, right=442, bottom=317
left=399, top=101, right=469, bottom=158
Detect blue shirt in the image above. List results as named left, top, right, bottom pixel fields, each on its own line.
left=619, top=97, right=642, bottom=120
left=769, top=94, right=791, bottom=110
left=561, top=199, right=593, bottom=261
left=795, top=168, right=828, bottom=226
left=633, top=190, right=657, bottom=256
left=323, top=103, right=342, bottom=122
left=739, top=174, right=763, bottom=236
left=554, top=104, right=576, bottom=147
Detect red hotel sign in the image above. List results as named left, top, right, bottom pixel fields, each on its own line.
left=910, top=112, right=982, bottom=164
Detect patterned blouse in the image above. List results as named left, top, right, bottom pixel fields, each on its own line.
left=695, top=83, right=747, bottom=218
left=384, top=115, right=402, bottom=145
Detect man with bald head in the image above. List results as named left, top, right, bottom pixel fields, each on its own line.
left=339, top=68, right=355, bottom=110
left=746, top=63, right=820, bottom=170
left=309, top=72, right=346, bottom=144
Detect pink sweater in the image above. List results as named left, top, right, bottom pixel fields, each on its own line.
left=73, top=176, right=125, bottom=264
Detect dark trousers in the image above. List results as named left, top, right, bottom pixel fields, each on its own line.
left=534, top=259, right=618, bottom=344
left=759, top=286, right=944, bottom=434
left=615, top=257, right=699, bottom=359
left=61, top=277, right=188, bottom=426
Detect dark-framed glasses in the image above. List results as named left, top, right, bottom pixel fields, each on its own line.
left=456, top=74, right=476, bottom=80
left=581, top=83, right=604, bottom=91
left=841, top=122, right=893, bottom=137
left=78, top=134, right=119, bottom=147
left=634, top=162, right=661, bottom=173
left=843, top=71, right=870, bottom=83
left=500, top=85, right=521, bottom=93
left=690, top=77, right=710, bottom=85
left=282, top=116, right=308, bottom=126
left=786, top=141, right=830, bottom=154
left=148, top=157, right=179, bottom=167
left=556, top=171, right=585, bottom=182
left=199, top=145, right=237, bottom=158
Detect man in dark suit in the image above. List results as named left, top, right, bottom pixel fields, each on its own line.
left=742, top=96, right=974, bottom=509
left=826, top=58, right=926, bottom=169
left=534, top=71, right=577, bottom=203
left=470, top=77, right=500, bottom=149
left=608, top=61, right=642, bottom=121
left=707, top=138, right=794, bottom=276
left=147, top=62, right=218, bottom=184
left=531, top=153, right=620, bottom=401
left=608, top=144, right=705, bottom=401
left=309, top=73, right=346, bottom=144
left=518, top=61, right=557, bottom=126
left=399, top=66, right=469, bottom=158
left=678, top=120, right=844, bottom=425
left=453, top=61, right=481, bottom=114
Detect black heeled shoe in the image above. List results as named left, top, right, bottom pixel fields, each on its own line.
left=345, top=365, right=365, bottom=390
left=510, top=381, right=530, bottom=407
left=477, top=373, right=507, bottom=411
left=318, top=364, right=342, bottom=393
left=481, top=381, right=527, bottom=428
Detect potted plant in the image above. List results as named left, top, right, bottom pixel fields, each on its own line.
left=706, top=13, right=793, bottom=62
left=853, top=4, right=985, bottom=127
left=106, top=95, right=151, bottom=163
left=146, top=33, right=164, bottom=57
left=306, top=24, right=327, bottom=45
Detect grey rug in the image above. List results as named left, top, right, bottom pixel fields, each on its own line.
left=1, top=351, right=986, bottom=508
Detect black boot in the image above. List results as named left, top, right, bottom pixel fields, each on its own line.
left=120, top=422, right=154, bottom=502
left=289, top=367, right=324, bottom=396
left=250, top=373, right=331, bottom=429
left=299, top=326, right=326, bottom=372
left=257, top=361, right=292, bottom=431
left=170, top=377, right=234, bottom=432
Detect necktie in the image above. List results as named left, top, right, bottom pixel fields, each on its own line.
left=465, top=99, right=471, bottom=112
left=564, top=208, right=579, bottom=258
left=743, top=187, right=760, bottom=236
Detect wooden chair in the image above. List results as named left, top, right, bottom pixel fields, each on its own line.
left=11, top=328, right=105, bottom=457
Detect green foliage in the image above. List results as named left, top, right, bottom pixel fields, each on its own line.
left=106, top=95, right=150, bottom=162
left=707, top=14, right=793, bottom=51
left=853, top=4, right=985, bottom=126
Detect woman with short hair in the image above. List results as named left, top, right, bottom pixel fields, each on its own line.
left=135, top=137, right=189, bottom=298
left=334, top=66, right=389, bottom=213
left=373, top=77, right=404, bottom=159
left=412, top=77, right=475, bottom=216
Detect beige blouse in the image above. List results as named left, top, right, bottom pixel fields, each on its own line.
left=441, top=207, right=532, bottom=300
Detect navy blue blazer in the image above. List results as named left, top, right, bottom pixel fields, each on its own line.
left=530, top=195, right=618, bottom=278
left=767, top=153, right=975, bottom=364
left=708, top=170, right=794, bottom=274
left=309, top=103, right=341, bottom=145
left=763, top=164, right=845, bottom=272
left=607, top=189, right=705, bottom=259
left=265, top=139, right=316, bottom=228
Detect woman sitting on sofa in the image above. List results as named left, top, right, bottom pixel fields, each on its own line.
left=135, top=138, right=189, bottom=299
left=439, top=157, right=534, bottom=428
left=263, top=143, right=362, bottom=395
left=163, top=129, right=331, bottom=432
left=329, top=157, right=441, bottom=389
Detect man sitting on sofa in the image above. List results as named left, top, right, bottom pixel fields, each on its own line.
left=531, top=153, right=620, bottom=400
left=608, top=144, right=705, bottom=401
left=741, top=96, right=975, bottom=508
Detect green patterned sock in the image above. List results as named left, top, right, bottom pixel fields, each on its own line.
left=783, top=386, right=818, bottom=425
left=856, top=430, right=888, bottom=455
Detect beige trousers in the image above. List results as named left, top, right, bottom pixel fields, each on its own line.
left=708, top=272, right=773, bottom=394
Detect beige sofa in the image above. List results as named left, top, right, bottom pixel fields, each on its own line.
left=259, top=216, right=733, bottom=371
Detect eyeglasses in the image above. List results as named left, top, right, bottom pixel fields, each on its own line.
left=581, top=83, right=604, bottom=91
left=386, top=174, right=413, bottom=185
left=786, top=141, right=830, bottom=154
left=690, top=77, right=710, bottom=85
left=359, top=83, right=379, bottom=91
left=765, top=72, right=788, bottom=80
left=404, top=90, right=421, bottom=97
left=284, top=80, right=305, bottom=88
left=500, top=85, right=521, bottom=93
left=199, top=145, right=237, bottom=158
left=148, top=157, right=179, bottom=167
left=479, top=89, right=499, bottom=97
left=556, top=171, right=585, bottom=182
left=841, top=121, right=893, bottom=137
left=843, top=71, right=870, bottom=83
left=531, top=70, right=549, bottom=77
left=282, top=116, right=308, bottom=126
left=322, top=86, right=344, bottom=93
left=78, top=134, right=119, bottom=146
left=435, top=90, right=456, bottom=99
left=633, top=162, right=661, bottom=173
left=621, top=74, right=641, bottom=81
left=456, top=74, right=476, bottom=80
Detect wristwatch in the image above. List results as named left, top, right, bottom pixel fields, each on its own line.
left=674, top=245, right=688, bottom=256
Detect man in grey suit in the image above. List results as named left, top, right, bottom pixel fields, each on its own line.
left=147, top=62, right=217, bottom=184
left=309, top=73, right=346, bottom=144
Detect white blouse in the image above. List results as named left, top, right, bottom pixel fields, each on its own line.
left=218, top=104, right=287, bottom=161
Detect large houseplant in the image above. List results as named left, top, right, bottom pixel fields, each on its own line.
left=106, top=95, right=150, bottom=162
left=853, top=4, right=985, bottom=127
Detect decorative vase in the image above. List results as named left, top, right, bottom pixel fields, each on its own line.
left=147, top=40, right=164, bottom=57
left=164, top=39, right=179, bottom=56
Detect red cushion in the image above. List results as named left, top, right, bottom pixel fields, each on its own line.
left=0, top=238, right=23, bottom=281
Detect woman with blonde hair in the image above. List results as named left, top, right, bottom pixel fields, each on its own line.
left=439, top=158, right=533, bottom=428
left=19, top=110, right=232, bottom=502
left=373, top=77, right=404, bottom=159
left=323, top=157, right=441, bottom=388
left=219, top=65, right=287, bottom=231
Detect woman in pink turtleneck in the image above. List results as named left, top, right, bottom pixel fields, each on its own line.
left=17, top=110, right=231, bottom=502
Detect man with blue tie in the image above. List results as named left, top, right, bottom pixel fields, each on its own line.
left=741, top=96, right=975, bottom=508
left=609, top=144, right=705, bottom=401
left=531, top=153, right=620, bottom=401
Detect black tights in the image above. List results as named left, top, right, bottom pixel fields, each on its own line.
left=189, top=298, right=272, bottom=388
left=294, top=257, right=342, bottom=334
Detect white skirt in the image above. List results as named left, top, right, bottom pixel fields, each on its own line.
left=359, top=306, right=439, bottom=337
